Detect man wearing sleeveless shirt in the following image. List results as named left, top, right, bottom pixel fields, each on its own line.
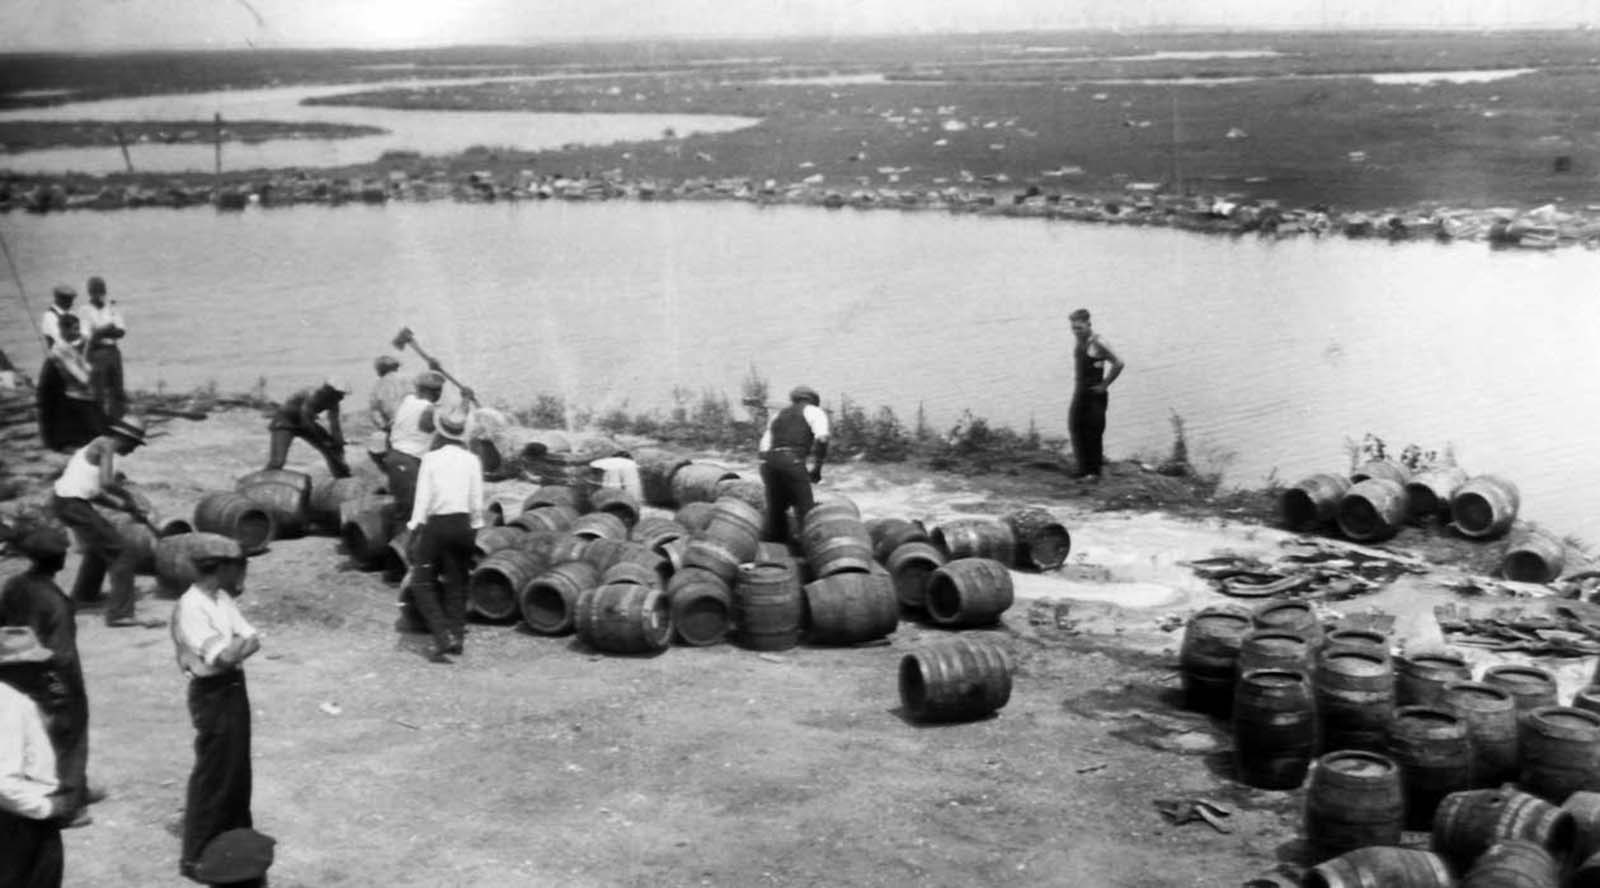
left=757, top=386, right=830, bottom=542
left=49, top=415, right=156, bottom=627
left=1068, top=308, right=1126, bottom=482
left=383, top=370, right=445, bottom=523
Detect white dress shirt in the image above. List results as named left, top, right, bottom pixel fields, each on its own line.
left=408, top=443, right=485, bottom=530
left=0, top=682, right=60, bottom=820
left=78, top=301, right=125, bottom=345
left=171, top=585, right=258, bottom=678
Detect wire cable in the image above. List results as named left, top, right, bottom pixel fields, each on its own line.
left=0, top=226, right=46, bottom=366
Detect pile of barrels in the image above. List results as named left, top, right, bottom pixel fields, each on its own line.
left=1281, top=462, right=1565, bottom=583
left=1181, top=599, right=1600, bottom=885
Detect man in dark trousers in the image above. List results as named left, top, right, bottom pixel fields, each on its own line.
left=404, top=407, right=483, bottom=663
left=383, top=370, right=445, bottom=522
left=79, top=276, right=128, bottom=422
left=757, top=385, right=831, bottom=542
left=265, top=377, right=351, bottom=478
left=0, top=525, right=94, bottom=828
left=0, top=625, right=79, bottom=888
left=169, top=538, right=259, bottom=883
left=49, top=414, right=157, bottom=627
left=1067, top=308, right=1125, bottom=482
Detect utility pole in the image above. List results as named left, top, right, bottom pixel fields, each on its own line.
left=112, top=125, right=134, bottom=173
left=213, top=112, right=224, bottom=179
left=1169, top=87, right=1183, bottom=195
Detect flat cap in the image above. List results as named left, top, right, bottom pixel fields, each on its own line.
left=788, top=385, right=820, bottom=405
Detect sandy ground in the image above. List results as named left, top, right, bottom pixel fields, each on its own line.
left=6, top=409, right=1594, bottom=887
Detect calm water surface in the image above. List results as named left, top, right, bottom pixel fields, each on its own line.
left=3, top=201, right=1598, bottom=541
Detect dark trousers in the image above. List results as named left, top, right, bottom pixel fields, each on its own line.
left=409, top=514, right=474, bottom=651
left=0, top=810, right=63, bottom=888
left=382, top=451, right=422, bottom=524
left=50, top=495, right=137, bottom=622
left=43, top=693, right=89, bottom=812
left=759, top=451, right=814, bottom=543
left=182, top=671, right=252, bottom=871
left=266, top=426, right=350, bottom=478
left=87, top=345, right=125, bottom=421
left=1068, top=389, right=1108, bottom=477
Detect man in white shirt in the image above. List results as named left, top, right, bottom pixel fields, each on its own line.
left=405, top=408, right=483, bottom=663
left=38, top=285, right=76, bottom=349
left=757, top=385, right=831, bottom=542
left=78, top=276, right=127, bottom=421
left=169, top=539, right=259, bottom=882
left=0, top=626, right=77, bottom=888
left=365, top=355, right=410, bottom=470
left=384, top=370, right=445, bottom=522
left=49, top=415, right=155, bottom=627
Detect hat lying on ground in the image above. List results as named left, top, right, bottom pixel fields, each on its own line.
left=788, top=385, right=820, bottom=405
left=193, top=828, right=276, bottom=884
left=106, top=415, right=147, bottom=446
left=373, top=355, right=400, bottom=373
left=0, top=627, right=54, bottom=666
left=435, top=407, right=469, bottom=442
left=415, top=370, right=446, bottom=392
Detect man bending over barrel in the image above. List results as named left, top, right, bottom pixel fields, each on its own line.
left=757, top=386, right=830, bottom=542
left=265, top=378, right=351, bottom=478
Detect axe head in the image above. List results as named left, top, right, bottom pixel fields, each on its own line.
left=391, top=326, right=414, bottom=351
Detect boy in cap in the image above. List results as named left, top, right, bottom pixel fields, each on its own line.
left=169, top=538, right=260, bottom=882
left=79, top=275, right=128, bottom=421
left=405, top=407, right=483, bottom=663
left=1067, top=308, right=1125, bottom=482
left=0, top=626, right=78, bottom=888
left=0, top=524, right=94, bottom=824
left=365, top=354, right=410, bottom=470
left=757, top=385, right=831, bottom=542
left=49, top=414, right=160, bottom=628
left=265, top=377, right=351, bottom=478
left=39, top=284, right=76, bottom=349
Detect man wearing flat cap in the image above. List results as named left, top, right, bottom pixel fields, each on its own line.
left=265, top=377, right=351, bottom=478
left=383, top=369, right=446, bottom=524
left=365, top=354, right=410, bottom=471
left=49, top=414, right=159, bottom=628
left=169, top=538, right=260, bottom=883
left=0, top=626, right=79, bottom=888
left=1, top=524, right=94, bottom=826
left=757, top=385, right=831, bottom=542
left=39, top=285, right=76, bottom=349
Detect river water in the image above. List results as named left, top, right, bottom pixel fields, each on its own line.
left=2, top=80, right=1598, bottom=544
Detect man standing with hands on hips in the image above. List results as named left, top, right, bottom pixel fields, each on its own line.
left=1067, top=308, right=1125, bottom=482
left=757, top=385, right=830, bottom=542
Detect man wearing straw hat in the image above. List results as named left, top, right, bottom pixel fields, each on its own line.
left=405, top=407, right=483, bottom=664
left=1, top=524, right=95, bottom=827
left=757, top=385, right=831, bottom=542
left=265, top=377, right=352, bottom=479
left=0, top=626, right=80, bottom=888
left=49, top=414, right=161, bottom=628
left=169, top=536, right=260, bottom=883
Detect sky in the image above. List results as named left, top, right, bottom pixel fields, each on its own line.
left=3, top=0, right=1600, bottom=51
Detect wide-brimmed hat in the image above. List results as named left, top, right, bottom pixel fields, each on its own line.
left=788, top=385, right=820, bottom=406
left=193, top=828, right=276, bottom=883
left=106, top=415, right=147, bottom=446
left=51, top=284, right=76, bottom=301
left=415, top=370, right=445, bottom=392
left=373, top=355, right=400, bottom=374
left=0, top=627, right=53, bottom=666
left=435, top=408, right=468, bottom=442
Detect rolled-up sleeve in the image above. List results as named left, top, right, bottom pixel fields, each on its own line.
left=0, top=689, right=59, bottom=820
left=804, top=404, right=831, bottom=441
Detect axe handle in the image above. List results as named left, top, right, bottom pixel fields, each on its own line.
left=401, top=339, right=478, bottom=405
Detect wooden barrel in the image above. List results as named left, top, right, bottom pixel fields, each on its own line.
left=999, top=508, right=1071, bottom=571
left=1460, top=838, right=1559, bottom=888
left=1502, top=533, right=1565, bottom=583
left=519, top=561, right=599, bottom=635
left=468, top=549, right=549, bottom=622
left=583, top=539, right=670, bottom=585
left=383, top=527, right=411, bottom=583
left=1323, top=627, right=1390, bottom=659
left=1452, top=475, right=1522, bottom=539
left=1179, top=605, right=1253, bottom=716
left=1281, top=473, right=1353, bottom=532
left=1388, top=706, right=1474, bottom=829
left=570, top=511, right=628, bottom=541
left=153, top=532, right=242, bottom=593
left=237, top=468, right=312, bottom=496
left=574, top=582, right=671, bottom=654
left=108, top=510, right=191, bottom=576
left=930, top=518, right=1017, bottom=567
left=522, top=484, right=580, bottom=513
left=811, top=493, right=861, bottom=520
left=898, top=637, right=1012, bottom=724
left=601, top=561, right=663, bottom=589
left=666, top=567, right=731, bottom=647
left=803, top=570, right=899, bottom=645
left=886, top=541, right=947, bottom=611
left=1575, top=851, right=1600, bottom=888
left=1484, top=664, right=1560, bottom=716
left=590, top=487, right=642, bottom=530
left=484, top=492, right=524, bottom=527
left=1304, top=750, right=1405, bottom=859
left=1351, top=460, right=1410, bottom=486
left=1304, top=848, right=1455, bottom=888
left=1432, top=787, right=1575, bottom=872
left=1252, top=600, right=1323, bottom=646
left=674, top=502, right=716, bottom=534
left=532, top=533, right=591, bottom=566
left=193, top=491, right=276, bottom=555
left=1442, top=680, right=1521, bottom=787
left=1233, top=668, right=1316, bottom=790
left=925, top=557, right=1013, bottom=628
left=340, top=507, right=393, bottom=569
left=1563, top=791, right=1600, bottom=864
left=339, top=493, right=394, bottom=528
left=1575, top=686, right=1600, bottom=719
left=474, top=525, right=530, bottom=558
left=731, top=561, right=803, bottom=651
left=800, top=511, right=874, bottom=579
left=1406, top=466, right=1469, bottom=523
left=713, top=477, right=767, bottom=516
left=631, top=448, right=693, bottom=507
left=1336, top=478, right=1408, bottom=542
left=755, top=541, right=793, bottom=563
left=683, top=498, right=765, bottom=582
left=671, top=462, right=739, bottom=507
left=308, top=475, right=376, bottom=532
left=631, top=516, right=688, bottom=552
left=238, top=479, right=310, bottom=539
left=1315, top=649, right=1396, bottom=754
left=1236, top=630, right=1312, bottom=676
left=1397, top=651, right=1472, bottom=707
left=1520, top=706, right=1600, bottom=803
left=512, top=504, right=579, bottom=534
left=866, top=518, right=930, bottom=565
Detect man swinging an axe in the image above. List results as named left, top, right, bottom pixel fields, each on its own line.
left=382, top=328, right=477, bottom=522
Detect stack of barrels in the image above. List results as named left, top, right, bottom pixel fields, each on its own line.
left=1180, top=596, right=1600, bottom=886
